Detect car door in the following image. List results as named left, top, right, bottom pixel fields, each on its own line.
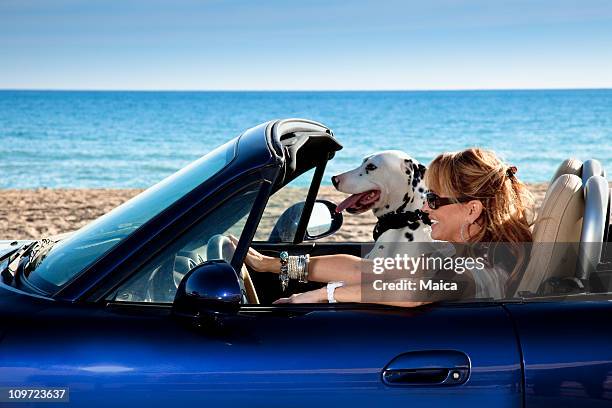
left=505, top=298, right=612, bottom=408
left=0, top=288, right=521, bottom=408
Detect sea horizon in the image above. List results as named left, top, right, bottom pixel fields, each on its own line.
left=2, top=88, right=611, bottom=92
left=1, top=89, right=611, bottom=189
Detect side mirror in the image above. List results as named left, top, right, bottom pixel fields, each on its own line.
left=172, top=260, right=243, bottom=318
left=306, top=200, right=343, bottom=240
left=268, top=199, right=343, bottom=242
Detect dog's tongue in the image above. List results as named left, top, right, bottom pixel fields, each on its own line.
left=336, top=190, right=380, bottom=213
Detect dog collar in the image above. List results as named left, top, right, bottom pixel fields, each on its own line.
left=373, top=209, right=431, bottom=241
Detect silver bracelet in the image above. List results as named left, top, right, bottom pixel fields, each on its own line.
left=287, top=254, right=309, bottom=283
left=301, top=254, right=309, bottom=283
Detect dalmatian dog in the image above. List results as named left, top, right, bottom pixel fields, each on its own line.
left=331, top=150, right=433, bottom=259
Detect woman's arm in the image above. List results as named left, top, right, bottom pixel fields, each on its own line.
left=253, top=253, right=365, bottom=285
left=274, top=283, right=430, bottom=308
left=230, top=235, right=367, bottom=285
left=230, top=237, right=456, bottom=307
left=273, top=260, right=474, bottom=307
left=308, top=254, right=365, bottom=284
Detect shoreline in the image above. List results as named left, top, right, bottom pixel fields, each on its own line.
left=1, top=183, right=551, bottom=241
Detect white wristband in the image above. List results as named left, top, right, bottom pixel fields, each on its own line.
left=327, top=281, right=345, bottom=303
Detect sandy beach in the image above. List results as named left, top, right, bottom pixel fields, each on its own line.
left=1, top=184, right=554, bottom=242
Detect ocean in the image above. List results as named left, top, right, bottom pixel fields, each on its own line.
left=0, top=90, right=611, bottom=189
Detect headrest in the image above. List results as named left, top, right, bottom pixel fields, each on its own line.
left=549, top=158, right=582, bottom=187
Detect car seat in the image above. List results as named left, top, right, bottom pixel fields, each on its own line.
left=513, top=174, right=584, bottom=296
left=513, top=158, right=609, bottom=297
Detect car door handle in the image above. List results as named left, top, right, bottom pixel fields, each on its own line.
left=382, top=350, right=470, bottom=386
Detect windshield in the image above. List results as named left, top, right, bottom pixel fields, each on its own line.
left=27, top=138, right=237, bottom=291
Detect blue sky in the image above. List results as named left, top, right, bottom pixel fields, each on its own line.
left=1, top=0, right=611, bottom=90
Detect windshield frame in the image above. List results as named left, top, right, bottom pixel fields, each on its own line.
left=20, top=119, right=341, bottom=301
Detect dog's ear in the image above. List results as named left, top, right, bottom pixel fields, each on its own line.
left=409, top=162, right=427, bottom=188
left=402, top=158, right=427, bottom=187
left=401, top=159, right=413, bottom=175
left=416, top=163, right=426, bottom=179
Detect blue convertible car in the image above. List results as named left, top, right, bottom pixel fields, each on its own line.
left=1, top=119, right=611, bottom=407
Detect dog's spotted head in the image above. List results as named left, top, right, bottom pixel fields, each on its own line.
left=332, top=150, right=427, bottom=216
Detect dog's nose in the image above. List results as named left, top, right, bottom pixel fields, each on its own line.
left=331, top=175, right=340, bottom=188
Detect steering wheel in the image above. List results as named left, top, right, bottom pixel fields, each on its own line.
left=206, top=234, right=260, bottom=304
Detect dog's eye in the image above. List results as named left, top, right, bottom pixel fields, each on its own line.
left=365, top=163, right=378, bottom=171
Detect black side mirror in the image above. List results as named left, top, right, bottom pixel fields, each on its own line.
left=306, top=200, right=343, bottom=240
left=268, top=199, right=343, bottom=242
left=172, top=260, right=243, bottom=318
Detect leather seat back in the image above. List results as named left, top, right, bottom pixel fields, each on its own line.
left=514, top=174, right=584, bottom=296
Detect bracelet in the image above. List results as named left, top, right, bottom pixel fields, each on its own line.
left=279, top=252, right=310, bottom=291
left=302, top=254, right=309, bottom=283
left=327, top=281, right=345, bottom=303
left=279, top=251, right=289, bottom=291
left=287, top=254, right=309, bottom=283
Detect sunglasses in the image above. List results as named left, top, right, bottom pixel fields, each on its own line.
left=425, top=192, right=471, bottom=210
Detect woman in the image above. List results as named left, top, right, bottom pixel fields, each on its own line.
left=236, top=148, right=534, bottom=306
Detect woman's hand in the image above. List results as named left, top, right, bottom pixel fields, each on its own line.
left=273, top=288, right=327, bottom=304
left=228, top=235, right=279, bottom=273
